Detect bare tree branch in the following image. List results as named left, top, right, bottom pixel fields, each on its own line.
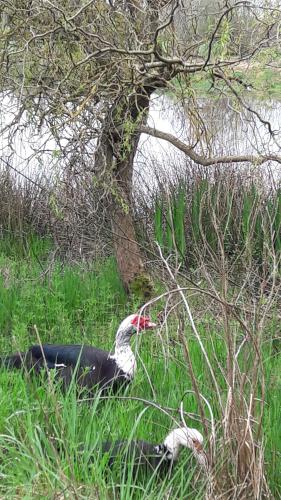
left=139, top=125, right=281, bottom=166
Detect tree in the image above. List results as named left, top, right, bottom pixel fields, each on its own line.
left=0, top=0, right=280, bottom=292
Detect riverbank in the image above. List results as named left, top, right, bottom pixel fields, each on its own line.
left=185, top=63, right=281, bottom=99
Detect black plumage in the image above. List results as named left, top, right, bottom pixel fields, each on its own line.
left=101, top=440, right=173, bottom=476
left=46, top=351, right=132, bottom=393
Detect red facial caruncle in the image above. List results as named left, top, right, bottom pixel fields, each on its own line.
left=131, top=315, right=157, bottom=331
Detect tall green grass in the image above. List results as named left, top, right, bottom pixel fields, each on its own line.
left=0, top=241, right=127, bottom=348
left=154, top=188, right=186, bottom=261
left=0, top=238, right=280, bottom=497
left=154, top=175, right=281, bottom=272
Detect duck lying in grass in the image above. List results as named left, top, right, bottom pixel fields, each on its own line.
left=0, top=314, right=156, bottom=393
left=83, top=427, right=206, bottom=478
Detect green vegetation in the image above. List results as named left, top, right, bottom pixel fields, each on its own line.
left=237, top=67, right=281, bottom=99
left=154, top=189, right=186, bottom=261
left=187, top=66, right=281, bottom=99
left=154, top=178, right=281, bottom=269
left=0, top=238, right=280, bottom=498
left=171, top=45, right=281, bottom=99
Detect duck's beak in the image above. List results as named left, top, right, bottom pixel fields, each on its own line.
left=192, top=439, right=203, bottom=452
left=145, top=321, right=157, bottom=329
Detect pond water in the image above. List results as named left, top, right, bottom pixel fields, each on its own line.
left=1, top=93, right=281, bottom=186
left=135, top=93, right=281, bottom=189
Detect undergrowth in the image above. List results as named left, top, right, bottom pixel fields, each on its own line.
left=0, top=239, right=280, bottom=498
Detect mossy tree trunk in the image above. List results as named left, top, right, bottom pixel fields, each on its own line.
left=95, top=90, right=153, bottom=297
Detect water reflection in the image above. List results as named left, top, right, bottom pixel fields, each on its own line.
left=135, top=94, right=281, bottom=189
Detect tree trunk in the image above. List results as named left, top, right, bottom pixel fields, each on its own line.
left=110, top=127, right=144, bottom=292
left=111, top=187, right=144, bottom=293
left=95, top=90, right=153, bottom=296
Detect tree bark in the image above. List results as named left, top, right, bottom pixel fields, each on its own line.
left=110, top=140, right=144, bottom=293
left=94, top=91, right=151, bottom=294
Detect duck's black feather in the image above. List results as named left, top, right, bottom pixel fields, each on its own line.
left=0, top=344, right=130, bottom=393
left=100, top=440, right=173, bottom=476
left=30, top=344, right=109, bottom=368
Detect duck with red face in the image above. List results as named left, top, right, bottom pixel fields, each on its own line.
left=1, top=314, right=157, bottom=393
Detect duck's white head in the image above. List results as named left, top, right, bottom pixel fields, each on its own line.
left=111, top=314, right=157, bottom=378
left=164, top=427, right=204, bottom=462
left=115, top=314, right=157, bottom=347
